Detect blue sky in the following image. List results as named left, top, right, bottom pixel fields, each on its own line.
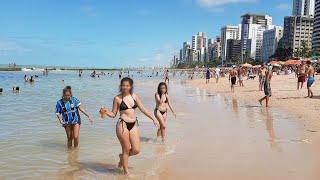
left=0, top=0, right=292, bottom=68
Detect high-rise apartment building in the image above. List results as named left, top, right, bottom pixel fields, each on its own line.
left=241, top=14, right=273, bottom=61
left=283, top=15, right=313, bottom=55
left=220, top=25, right=241, bottom=64
left=312, top=0, right=320, bottom=53
left=292, top=0, right=315, bottom=16
left=262, top=26, right=283, bottom=61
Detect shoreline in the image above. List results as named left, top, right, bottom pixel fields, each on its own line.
left=187, top=74, right=320, bottom=133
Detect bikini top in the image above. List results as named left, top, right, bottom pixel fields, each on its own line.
left=160, top=94, right=168, bottom=103
left=119, top=95, right=138, bottom=111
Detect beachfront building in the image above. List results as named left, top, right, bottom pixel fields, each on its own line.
left=283, top=15, right=313, bottom=56
left=240, top=14, right=273, bottom=61
left=192, top=32, right=208, bottom=62
left=312, top=0, right=320, bottom=53
left=208, top=37, right=222, bottom=62
left=226, top=39, right=242, bottom=63
left=292, top=0, right=315, bottom=16
left=220, top=25, right=241, bottom=64
left=262, top=26, right=283, bottom=62
left=180, top=41, right=191, bottom=62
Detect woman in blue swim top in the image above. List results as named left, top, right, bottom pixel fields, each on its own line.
left=55, top=86, right=93, bottom=148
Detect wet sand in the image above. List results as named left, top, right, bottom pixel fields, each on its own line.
left=154, top=80, right=320, bottom=180
left=1, top=72, right=320, bottom=179
left=188, top=74, right=320, bottom=133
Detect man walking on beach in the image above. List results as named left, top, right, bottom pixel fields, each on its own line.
left=306, top=61, right=315, bottom=98
left=297, top=62, right=307, bottom=90
left=205, top=67, right=211, bottom=84
left=259, top=65, right=267, bottom=91
left=259, top=66, right=273, bottom=107
left=229, top=67, right=237, bottom=92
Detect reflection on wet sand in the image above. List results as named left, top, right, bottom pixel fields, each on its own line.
left=58, top=149, right=120, bottom=179
left=261, top=108, right=282, bottom=152
left=232, top=97, right=239, bottom=115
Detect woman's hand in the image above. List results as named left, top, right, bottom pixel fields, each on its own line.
left=88, top=116, right=94, bottom=125
left=153, top=119, right=159, bottom=128
left=59, top=119, right=65, bottom=125
left=99, top=107, right=109, bottom=118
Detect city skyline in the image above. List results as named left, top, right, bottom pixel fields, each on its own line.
left=0, top=0, right=292, bottom=68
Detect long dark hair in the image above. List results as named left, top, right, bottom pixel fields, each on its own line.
left=157, top=82, right=168, bottom=95
left=62, top=86, right=72, bottom=98
left=120, top=77, right=134, bottom=94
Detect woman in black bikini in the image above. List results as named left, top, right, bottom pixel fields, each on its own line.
left=99, top=77, right=158, bottom=176
left=154, top=82, right=176, bottom=142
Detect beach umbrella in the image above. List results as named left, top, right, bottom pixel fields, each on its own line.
left=269, top=61, right=279, bottom=65
left=241, top=63, right=253, bottom=68
left=284, top=59, right=301, bottom=65
left=253, top=65, right=261, bottom=68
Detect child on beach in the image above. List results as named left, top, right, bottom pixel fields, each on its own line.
left=55, top=86, right=93, bottom=148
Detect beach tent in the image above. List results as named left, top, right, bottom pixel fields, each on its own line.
left=241, top=63, right=253, bottom=68
left=284, top=59, right=301, bottom=65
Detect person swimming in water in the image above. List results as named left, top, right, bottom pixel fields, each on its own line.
left=154, top=82, right=176, bottom=142
left=99, top=77, right=158, bottom=176
left=306, top=61, right=315, bottom=98
left=55, top=86, right=93, bottom=148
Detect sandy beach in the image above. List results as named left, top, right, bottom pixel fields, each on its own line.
left=1, top=71, right=320, bottom=179
left=188, top=74, right=320, bottom=133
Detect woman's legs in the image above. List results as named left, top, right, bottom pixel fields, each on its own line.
left=116, top=122, right=140, bottom=175
left=64, top=125, right=73, bottom=148
left=73, top=124, right=80, bottom=147
left=155, top=110, right=167, bottom=141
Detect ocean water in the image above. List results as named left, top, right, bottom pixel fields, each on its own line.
left=0, top=70, right=187, bottom=179
left=0, top=70, right=319, bottom=179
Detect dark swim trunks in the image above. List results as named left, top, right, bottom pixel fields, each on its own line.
left=231, top=77, right=237, bottom=85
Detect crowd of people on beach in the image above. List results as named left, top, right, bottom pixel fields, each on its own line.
left=200, top=60, right=317, bottom=107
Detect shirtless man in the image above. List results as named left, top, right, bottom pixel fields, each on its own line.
left=229, top=67, right=238, bottom=92
left=259, top=65, right=267, bottom=91
left=238, top=66, right=245, bottom=87
left=297, top=62, right=307, bottom=90
left=306, top=61, right=315, bottom=98
left=259, top=66, right=273, bottom=107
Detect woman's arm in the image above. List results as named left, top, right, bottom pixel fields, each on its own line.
left=167, top=95, right=176, bottom=117
left=78, top=105, right=93, bottom=124
left=135, top=94, right=158, bottom=127
left=56, top=114, right=64, bottom=125
left=101, top=96, right=119, bottom=118
left=155, top=93, right=161, bottom=105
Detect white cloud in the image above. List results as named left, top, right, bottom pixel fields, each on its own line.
left=0, top=40, right=30, bottom=55
left=196, top=0, right=256, bottom=7
left=80, top=5, right=98, bottom=17
left=276, top=3, right=291, bottom=10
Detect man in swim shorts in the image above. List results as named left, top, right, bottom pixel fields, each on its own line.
left=297, top=62, right=307, bottom=90
left=306, top=61, right=315, bottom=98
left=230, top=67, right=237, bottom=92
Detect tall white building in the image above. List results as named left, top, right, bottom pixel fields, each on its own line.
left=241, top=14, right=273, bottom=61
left=192, top=32, right=208, bottom=62
left=220, top=25, right=241, bottom=64
left=292, top=0, right=315, bottom=16
left=262, top=26, right=283, bottom=61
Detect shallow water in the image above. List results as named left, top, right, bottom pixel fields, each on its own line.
left=0, top=71, right=319, bottom=179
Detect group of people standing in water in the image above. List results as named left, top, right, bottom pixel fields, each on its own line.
left=55, top=77, right=175, bottom=176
